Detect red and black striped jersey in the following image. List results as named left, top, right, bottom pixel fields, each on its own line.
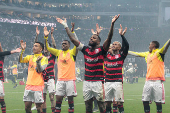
left=104, top=35, right=129, bottom=82
left=104, top=52, right=126, bottom=82
left=43, top=53, right=56, bottom=82
left=81, top=46, right=107, bottom=81
left=0, top=57, right=4, bottom=82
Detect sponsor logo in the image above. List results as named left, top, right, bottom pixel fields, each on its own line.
left=86, top=58, right=98, bottom=62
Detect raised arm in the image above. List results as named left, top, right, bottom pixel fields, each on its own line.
left=56, top=18, right=80, bottom=47
left=159, top=39, right=170, bottom=54
left=119, top=24, right=127, bottom=51
left=44, top=27, right=59, bottom=56
left=19, top=40, right=28, bottom=63
left=128, top=51, right=148, bottom=58
left=0, top=43, right=3, bottom=52
left=103, top=14, right=120, bottom=51
left=119, top=24, right=129, bottom=55
left=71, top=22, right=78, bottom=55
left=51, top=27, right=56, bottom=48
left=34, top=26, right=40, bottom=43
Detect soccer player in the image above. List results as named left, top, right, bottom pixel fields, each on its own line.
left=0, top=43, right=21, bottom=113
left=43, top=23, right=78, bottom=113
left=10, top=61, right=18, bottom=88
left=104, top=24, right=128, bottom=113
left=128, top=39, right=170, bottom=113
left=19, top=40, right=48, bottom=113
left=42, top=27, right=57, bottom=113
left=34, top=26, right=57, bottom=113
left=56, top=14, right=120, bottom=113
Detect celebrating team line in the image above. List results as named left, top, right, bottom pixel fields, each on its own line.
left=0, top=14, right=169, bottom=113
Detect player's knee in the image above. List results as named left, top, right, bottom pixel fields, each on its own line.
left=49, top=93, right=54, bottom=101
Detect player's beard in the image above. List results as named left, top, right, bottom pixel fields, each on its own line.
left=88, top=41, right=97, bottom=47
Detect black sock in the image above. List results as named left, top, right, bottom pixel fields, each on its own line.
left=68, top=101, right=74, bottom=113
left=55, top=101, right=62, bottom=113
left=118, top=104, right=124, bottom=113
left=0, top=99, right=6, bottom=113
left=113, top=104, right=118, bottom=113
left=156, top=103, right=162, bottom=113
left=42, top=108, right=46, bottom=113
left=143, top=101, right=150, bottom=113
left=51, top=107, right=55, bottom=113
left=136, top=78, right=138, bottom=83
left=106, top=106, right=112, bottom=113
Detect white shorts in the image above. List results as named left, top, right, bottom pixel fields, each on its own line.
left=23, top=90, right=44, bottom=103
left=0, top=81, right=5, bottom=97
left=83, top=81, right=105, bottom=102
left=142, top=80, right=165, bottom=104
left=55, top=80, right=77, bottom=97
left=105, top=82, right=124, bottom=102
left=43, top=79, right=55, bottom=94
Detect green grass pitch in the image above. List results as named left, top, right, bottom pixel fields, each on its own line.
left=3, top=77, right=170, bottom=113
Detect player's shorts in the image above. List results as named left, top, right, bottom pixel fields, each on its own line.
left=142, top=80, right=165, bottom=104
left=43, top=79, right=55, bottom=94
left=105, top=82, right=124, bottom=102
left=55, top=80, right=77, bottom=97
left=0, top=80, right=5, bottom=97
left=83, top=81, right=105, bottom=102
left=23, top=89, right=44, bottom=103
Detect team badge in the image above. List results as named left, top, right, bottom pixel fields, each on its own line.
left=95, top=49, right=99, bottom=54
left=115, top=55, right=119, bottom=59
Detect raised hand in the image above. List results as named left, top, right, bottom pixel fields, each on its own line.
left=51, top=27, right=54, bottom=34
left=112, top=14, right=120, bottom=24
left=96, top=23, right=102, bottom=35
left=36, top=26, right=40, bottom=35
left=91, top=29, right=97, bottom=35
left=14, top=48, right=21, bottom=53
left=91, top=23, right=102, bottom=35
left=36, top=56, right=43, bottom=62
left=20, top=40, right=26, bottom=50
left=71, top=22, right=75, bottom=32
left=119, top=24, right=127, bottom=36
left=44, top=27, right=50, bottom=37
left=122, top=27, right=127, bottom=36
left=56, top=18, right=68, bottom=28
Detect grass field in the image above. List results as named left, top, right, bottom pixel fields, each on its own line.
left=3, top=77, right=170, bottom=113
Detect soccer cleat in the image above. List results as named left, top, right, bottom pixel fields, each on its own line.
left=93, top=107, right=99, bottom=112
left=31, top=106, right=37, bottom=110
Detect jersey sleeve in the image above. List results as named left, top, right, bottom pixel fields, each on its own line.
left=19, top=55, right=31, bottom=63
left=101, top=46, right=107, bottom=55
left=70, top=46, right=77, bottom=56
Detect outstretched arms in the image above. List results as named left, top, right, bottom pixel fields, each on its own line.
left=56, top=18, right=80, bottom=47
left=103, top=14, right=120, bottom=51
